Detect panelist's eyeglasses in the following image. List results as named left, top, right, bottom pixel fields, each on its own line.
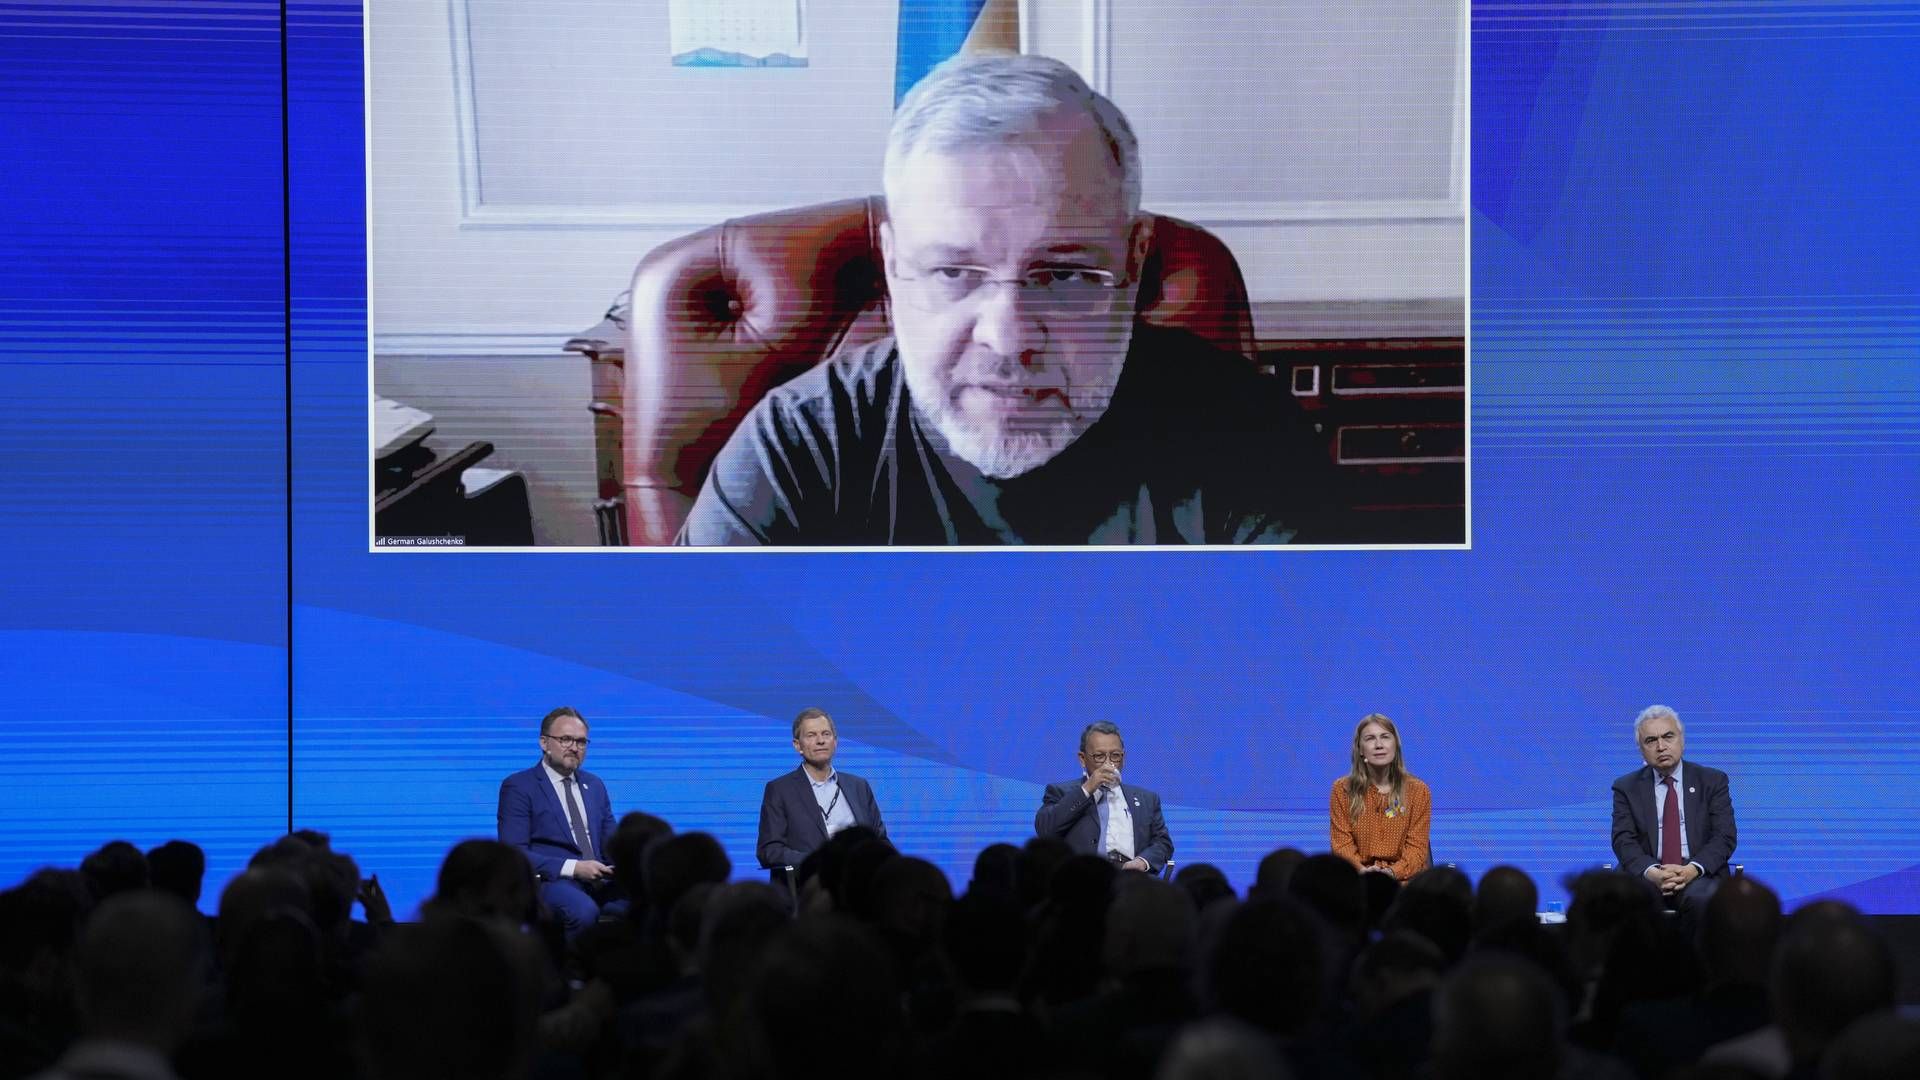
left=543, top=735, right=590, bottom=749
left=890, top=264, right=1127, bottom=318
left=1086, top=751, right=1125, bottom=765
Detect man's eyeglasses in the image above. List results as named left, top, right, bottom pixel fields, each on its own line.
left=544, top=735, right=589, bottom=750
left=890, top=264, right=1127, bottom=318
left=1086, top=751, right=1125, bottom=765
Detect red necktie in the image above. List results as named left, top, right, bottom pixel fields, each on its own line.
left=1659, top=775, right=1683, bottom=867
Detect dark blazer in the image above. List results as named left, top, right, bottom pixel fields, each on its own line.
left=757, top=766, right=886, bottom=869
left=1035, top=779, right=1174, bottom=872
left=1610, top=760, right=1736, bottom=879
left=497, top=762, right=617, bottom=882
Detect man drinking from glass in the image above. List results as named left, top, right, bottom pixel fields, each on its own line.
left=1036, top=721, right=1173, bottom=873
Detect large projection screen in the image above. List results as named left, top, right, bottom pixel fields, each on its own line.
left=0, top=2, right=1914, bottom=919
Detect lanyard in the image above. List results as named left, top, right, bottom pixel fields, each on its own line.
left=819, top=783, right=842, bottom=824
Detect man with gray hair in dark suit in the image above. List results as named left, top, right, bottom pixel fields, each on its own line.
left=757, top=707, right=888, bottom=874
left=1610, top=704, right=1738, bottom=925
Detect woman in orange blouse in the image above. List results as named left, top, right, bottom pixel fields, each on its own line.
left=1329, top=713, right=1431, bottom=881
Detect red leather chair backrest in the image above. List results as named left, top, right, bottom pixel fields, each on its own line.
left=623, top=196, right=1255, bottom=545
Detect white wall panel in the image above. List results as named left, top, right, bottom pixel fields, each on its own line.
left=372, top=0, right=1464, bottom=339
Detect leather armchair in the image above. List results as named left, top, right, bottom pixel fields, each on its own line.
left=621, top=196, right=1256, bottom=545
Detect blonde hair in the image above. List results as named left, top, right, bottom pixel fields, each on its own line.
left=1345, top=713, right=1410, bottom=821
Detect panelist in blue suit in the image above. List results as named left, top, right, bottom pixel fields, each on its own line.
left=497, top=706, right=619, bottom=937
left=1035, top=720, right=1173, bottom=873
left=757, top=707, right=887, bottom=872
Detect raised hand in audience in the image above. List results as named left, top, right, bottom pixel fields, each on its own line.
left=357, top=871, right=395, bottom=925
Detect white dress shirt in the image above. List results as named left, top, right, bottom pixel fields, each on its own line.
left=542, top=759, right=595, bottom=879
left=1096, top=783, right=1135, bottom=861
left=810, top=768, right=857, bottom=838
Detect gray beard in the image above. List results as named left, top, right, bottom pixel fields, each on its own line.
left=904, top=346, right=1128, bottom=479
left=942, top=412, right=1096, bottom=479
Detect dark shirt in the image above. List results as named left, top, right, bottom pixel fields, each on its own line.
left=678, top=323, right=1318, bottom=545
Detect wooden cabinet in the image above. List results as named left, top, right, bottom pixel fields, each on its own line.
left=1265, top=337, right=1466, bottom=544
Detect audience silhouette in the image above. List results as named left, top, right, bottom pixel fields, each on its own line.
left=1, top=829, right=1909, bottom=1080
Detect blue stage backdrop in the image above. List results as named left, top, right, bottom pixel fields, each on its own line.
left=0, top=1, right=288, bottom=905
left=3, top=2, right=1917, bottom=918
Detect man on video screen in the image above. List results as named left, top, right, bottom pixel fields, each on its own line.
left=677, top=53, right=1318, bottom=546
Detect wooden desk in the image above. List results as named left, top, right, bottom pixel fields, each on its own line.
left=374, top=399, right=534, bottom=547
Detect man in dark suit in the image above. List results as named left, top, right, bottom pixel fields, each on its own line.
left=498, top=705, right=619, bottom=936
left=757, top=707, right=887, bottom=873
left=1035, top=720, right=1174, bottom=873
left=1610, top=704, right=1737, bottom=923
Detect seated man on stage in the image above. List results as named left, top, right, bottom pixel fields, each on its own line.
left=497, top=706, right=619, bottom=937
left=757, top=707, right=887, bottom=874
left=1035, top=721, right=1173, bottom=873
left=677, top=52, right=1312, bottom=546
left=1611, top=704, right=1737, bottom=922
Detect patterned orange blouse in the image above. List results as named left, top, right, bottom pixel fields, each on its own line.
left=1329, top=775, right=1432, bottom=881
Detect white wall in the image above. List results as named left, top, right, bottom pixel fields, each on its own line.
left=371, top=0, right=1465, bottom=344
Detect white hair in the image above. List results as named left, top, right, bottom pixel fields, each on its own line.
left=883, top=52, right=1142, bottom=216
left=1633, top=704, right=1683, bottom=739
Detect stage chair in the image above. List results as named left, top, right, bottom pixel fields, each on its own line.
left=617, top=196, right=1260, bottom=545
left=771, top=864, right=799, bottom=913
left=1602, top=860, right=1745, bottom=876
